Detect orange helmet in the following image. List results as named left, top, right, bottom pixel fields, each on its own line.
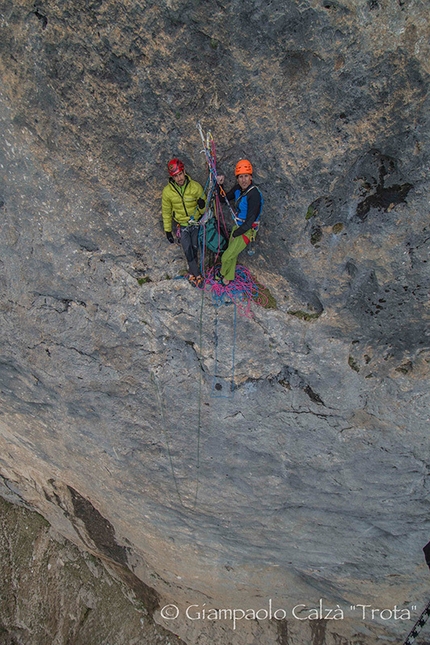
left=235, top=159, right=253, bottom=176
left=167, top=158, right=185, bottom=177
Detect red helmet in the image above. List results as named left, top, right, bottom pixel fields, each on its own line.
left=167, top=158, right=185, bottom=177
left=235, top=159, right=253, bottom=176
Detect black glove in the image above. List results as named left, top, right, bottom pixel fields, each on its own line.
left=197, top=198, right=205, bottom=209
left=166, top=231, right=174, bottom=244
left=232, top=229, right=241, bottom=238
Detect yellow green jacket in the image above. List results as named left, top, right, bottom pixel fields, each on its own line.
left=161, top=175, right=206, bottom=232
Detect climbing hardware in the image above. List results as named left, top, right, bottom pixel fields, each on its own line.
left=196, top=123, right=272, bottom=316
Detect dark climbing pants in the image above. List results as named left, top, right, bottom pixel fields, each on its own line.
left=180, top=225, right=200, bottom=277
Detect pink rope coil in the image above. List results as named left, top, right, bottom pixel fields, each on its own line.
left=204, top=264, right=268, bottom=317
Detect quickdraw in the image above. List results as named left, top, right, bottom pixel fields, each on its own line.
left=196, top=124, right=230, bottom=268
left=197, top=122, right=239, bottom=226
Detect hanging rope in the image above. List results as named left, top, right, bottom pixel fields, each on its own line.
left=197, top=122, right=238, bottom=226
left=154, top=125, right=270, bottom=505
left=151, top=360, right=203, bottom=511
left=151, top=372, right=191, bottom=509
left=403, top=600, right=430, bottom=645
left=211, top=301, right=237, bottom=398
left=195, top=287, right=205, bottom=472
left=196, top=123, right=271, bottom=315
left=197, top=125, right=230, bottom=277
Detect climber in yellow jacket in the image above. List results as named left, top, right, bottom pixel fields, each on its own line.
left=162, top=158, right=206, bottom=287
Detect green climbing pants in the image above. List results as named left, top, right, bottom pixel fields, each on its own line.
left=221, top=226, right=254, bottom=281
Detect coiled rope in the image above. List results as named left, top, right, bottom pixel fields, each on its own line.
left=204, top=264, right=270, bottom=317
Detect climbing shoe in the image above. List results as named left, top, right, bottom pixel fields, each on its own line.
left=188, top=274, right=204, bottom=288
left=214, top=271, right=224, bottom=283
left=214, top=271, right=229, bottom=286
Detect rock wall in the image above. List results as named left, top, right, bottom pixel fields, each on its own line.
left=0, top=496, right=182, bottom=645
left=0, top=0, right=429, bottom=643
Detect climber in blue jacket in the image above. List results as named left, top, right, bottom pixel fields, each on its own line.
left=216, top=159, right=263, bottom=285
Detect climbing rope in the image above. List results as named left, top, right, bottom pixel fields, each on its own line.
left=195, top=286, right=205, bottom=471
left=204, top=264, right=270, bottom=317
left=211, top=300, right=237, bottom=398
left=151, top=350, right=203, bottom=511
left=151, top=372, right=189, bottom=509
left=197, top=124, right=269, bottom=316
left=403, top=600, right=430, bottom=645
left=203, top=261, right=270, bottom=397
left=197, top=122, right=238, bottom=225
left=155, top=126, right=270, bottom=505
left=197, top=125, right=230, bottom=276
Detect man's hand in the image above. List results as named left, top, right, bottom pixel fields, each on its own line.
left=197, top=198, right=205, bottom=209
left=166, top=231, right=175, bottom=244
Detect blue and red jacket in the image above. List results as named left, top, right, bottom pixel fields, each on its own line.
left=225, top=182, right=263, bottom=237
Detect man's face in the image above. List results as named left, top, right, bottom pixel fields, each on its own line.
left=237, top=173, right=252, bottom=190
left=173, top=170, right=186, bottom=186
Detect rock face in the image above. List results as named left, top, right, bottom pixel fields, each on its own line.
left=0, top=0, right=429, bottom=643
left=0, top=496, right=182, bottom=645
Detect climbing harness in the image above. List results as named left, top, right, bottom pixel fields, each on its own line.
left=403, top=600, right=430, bottom=645
left=233, top=183, right=264, bottom=230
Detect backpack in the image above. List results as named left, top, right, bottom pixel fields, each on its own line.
left=199, top=217, right=228, bottom=253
